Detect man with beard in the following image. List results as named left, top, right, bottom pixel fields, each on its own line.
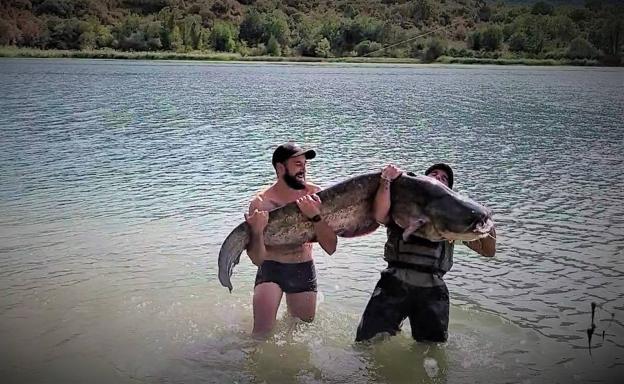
left=355, top=163, right=496, bottom=343
left=245, top=142, right=337, bottom=337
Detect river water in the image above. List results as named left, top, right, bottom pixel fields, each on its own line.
left=1, top=58, right=622, bottom=383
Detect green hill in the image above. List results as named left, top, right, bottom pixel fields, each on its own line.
left=0, top=0, right=622, bottom=65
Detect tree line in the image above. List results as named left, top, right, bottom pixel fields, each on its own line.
left=0, top=0, right=622, bottom=64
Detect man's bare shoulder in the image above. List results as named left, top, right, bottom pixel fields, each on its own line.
left=249, top=186, right=280, bottom=211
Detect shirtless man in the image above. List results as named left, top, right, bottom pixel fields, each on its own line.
left=245, top=142, right=337, bottom=336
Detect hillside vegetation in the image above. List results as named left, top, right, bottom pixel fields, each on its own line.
left=1, top=0, right=622, bottom=64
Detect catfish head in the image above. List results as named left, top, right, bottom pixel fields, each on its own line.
left=391, top=174, right=494, bottom=242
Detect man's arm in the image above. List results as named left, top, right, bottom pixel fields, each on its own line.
left=313, top=217, right=337, bottom=255
left=245, top=197, right=269, bottom=266
left=464, top=227, right=496, bottom=257
left=297, top=191, right=337, bottom=255
left=373, top=164, right=402, bottom=225
left=373, top=178, right=392, bottom=225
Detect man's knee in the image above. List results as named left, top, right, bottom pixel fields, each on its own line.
left=285, top=290, right=316, bottom=321
left=288, top=305, right=315, bottom=322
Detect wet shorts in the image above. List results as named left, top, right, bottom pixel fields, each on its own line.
left=356, top=271, right=449, bottom=342
left=254, top=260, right=317, bottom=294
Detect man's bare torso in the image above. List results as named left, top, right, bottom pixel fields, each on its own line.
left=250, top=183, right=320, bottom=263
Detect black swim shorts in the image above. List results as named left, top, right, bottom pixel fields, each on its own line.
left=254, top=260, right=317, bottom=293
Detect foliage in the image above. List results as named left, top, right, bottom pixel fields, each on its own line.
left=468, top=30, right=481, bottom=51
left=210, top=21, right=237, bottom=52
left=424, top=37, right=446, bottom=62
left=239, top=8, right=264, bottom=46
left=266, top=34, right=280, bottom=56
left=531, top=2, right=554, bottom=16
left=480, top=25, right=503, bottom=51
left=566, top=37, right=598, bottom=59
left=0, top=0, right=621, bottom=65
left=354, top=40, right=383, bottom=57
left=314, top=37, right=331, bottom=58
left=508, top=32, right=526, bottom=52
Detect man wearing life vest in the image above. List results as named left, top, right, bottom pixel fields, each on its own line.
left=356, top=163, right=497, bottom=342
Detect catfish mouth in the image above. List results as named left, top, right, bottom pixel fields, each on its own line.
left=439, top=214, right=494, bottom=242
left=473, top=217, right=494, bottom=234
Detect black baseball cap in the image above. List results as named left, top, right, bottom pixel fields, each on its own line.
left=425, top=163, right=454, bottom=189
left=272, top=142, right=316, bottom=166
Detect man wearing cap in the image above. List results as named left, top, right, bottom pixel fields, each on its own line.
left=245, top=142, right=337, bottom=336
left=355, top=163, right=497, bottom=343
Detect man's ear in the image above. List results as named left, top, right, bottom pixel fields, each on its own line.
left=275, top=162, right=285, bottom=176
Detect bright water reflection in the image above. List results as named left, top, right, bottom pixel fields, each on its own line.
left=0, top=59, right=623, bottom=383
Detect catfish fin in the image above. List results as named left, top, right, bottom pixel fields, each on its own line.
left=397, top=216, right=429, bottom=241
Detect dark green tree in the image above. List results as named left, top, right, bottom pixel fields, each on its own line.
left=266, top=33, right=281, bottom=55
left=263, top=10, right=290, bottom=46
left=315, top=37, right=331, bottom=57
left=585, top=0, right=603, bottom=12
left=424, top=37, right=445, bottom=62
left=566, top=37, right=597, bottom=59
left=481, top=25, right=503, bottom=51
left=183, top=15, right=202, bottom=49
left=239, top=9, right=265, bottom=45
left=468, top=30, right=481, bottom=50
left=209, top=21, right=237, bottom=52
left=508, top=32, right=526, bottom=52
left=531, top=2, right=554, bottom=16
left=598, top=15, right=623, bottom=62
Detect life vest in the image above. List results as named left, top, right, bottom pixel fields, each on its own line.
left=383, top=220, right=454, bottom=275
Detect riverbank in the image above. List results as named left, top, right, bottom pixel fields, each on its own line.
left=0, top=47, right=605, bottom=67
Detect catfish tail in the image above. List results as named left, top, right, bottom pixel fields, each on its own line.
left=218, top=222, right=250, bottom=292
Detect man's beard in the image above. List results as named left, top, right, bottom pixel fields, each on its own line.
left=283, top=170, right=306, bottom=190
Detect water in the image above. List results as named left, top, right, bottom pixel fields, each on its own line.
left=0, top=58, right=623, bottom=383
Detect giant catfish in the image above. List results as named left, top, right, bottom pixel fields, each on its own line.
left=218, top=172, right=493, bottom=291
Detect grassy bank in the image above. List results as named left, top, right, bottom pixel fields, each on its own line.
left=437, top=56, right=601, bottom=66
left=0, top=46, right=605, bottom=67
left=0, top=46, right=429, bottom=64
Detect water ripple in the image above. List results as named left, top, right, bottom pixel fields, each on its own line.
left=1, top=59, right=623, bottom=383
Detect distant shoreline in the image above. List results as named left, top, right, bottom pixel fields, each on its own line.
left=0, top=47, right=608, bottom=67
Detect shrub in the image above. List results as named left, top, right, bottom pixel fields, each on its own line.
left=467, top=30, right=481, bottom=50
left=210, top=21, right=237, bottom=52
left=424, top=37, right=445, bottom=62
left=566, top=37, right=598, bottom=59
left=266, top=34, right=280, bottom=56
left=315, top=37, right=331, bottom=57
left=508, top=32, right=526, bottom=52
left=354, top=40, right=383, bottom=56
left=481, top=25, right=503, bottom=51
left=531, top=2, right=554, bottom=16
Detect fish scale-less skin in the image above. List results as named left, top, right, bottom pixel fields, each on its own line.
left=218, top=172, right=492, bottom=291
left=218, top=173, right=381, bottom=291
